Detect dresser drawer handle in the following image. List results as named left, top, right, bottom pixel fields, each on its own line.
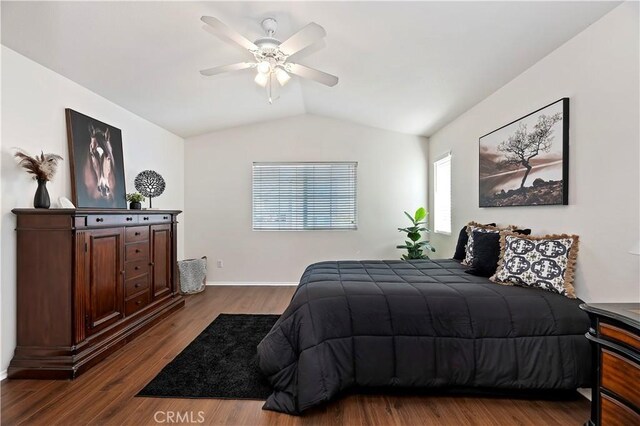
left=163, top=216, right=168, bottom=220
left=149, top=262, right=155, bottom=266
left=135, top=283, right=140, bottom=288
left=126, top=217, right=133, bottom=221
left=143, top=217, right=149, bottom=221
left=136, top=300, right=142, bottom=306
left=96, top=218, right=104, bottom=223
left=135, top=249, right=141, bottom=253
left=134, top=266, right=139, bottom=270
left=134, top=232, right=141, bottom=236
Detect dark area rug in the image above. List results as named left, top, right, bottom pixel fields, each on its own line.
left=137, top=313, right=279, bottom=400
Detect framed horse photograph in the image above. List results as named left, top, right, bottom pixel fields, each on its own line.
left=65, top=109, right=127, bottom=208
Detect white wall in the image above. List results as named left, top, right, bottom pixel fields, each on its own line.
left=428, top=2, right=640, bottom=303
left=185, top=114, right=428, bottom=283
left=0, top=47, right=185, bottom=376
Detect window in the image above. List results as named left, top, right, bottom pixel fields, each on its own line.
left=433, top=154, right=452, bottom=234
left=252, top=162, right=357, bottom=230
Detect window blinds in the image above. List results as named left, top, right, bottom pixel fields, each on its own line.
left=433, top=154, right=452, bottom=234
left=252, top=162, right=358, bottom=230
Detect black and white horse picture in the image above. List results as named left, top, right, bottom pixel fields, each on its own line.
left=66, top=109, right=126, bottom=208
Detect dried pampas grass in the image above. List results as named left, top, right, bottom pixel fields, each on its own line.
left=14, top=149, right=63, bottom=181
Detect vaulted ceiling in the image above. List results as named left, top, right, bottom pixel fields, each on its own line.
left=1, top=1, right=619, bottom=138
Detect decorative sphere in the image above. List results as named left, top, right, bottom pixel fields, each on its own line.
left=134, top=170, right=166, bottom=198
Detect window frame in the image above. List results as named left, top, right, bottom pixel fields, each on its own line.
left=433, top=152, right=452, bottom=235
left=252, top=161, right=358, bottom=231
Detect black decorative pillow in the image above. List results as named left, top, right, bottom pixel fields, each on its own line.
left=491, top=233, right=579, bottom=299
left=463, top=222, right=517, bottom=265
left=465, top=229, right=532, bottom=277
left=465, top=231, right=501, bottom=277
left=453, top=223, right=495, bottom=261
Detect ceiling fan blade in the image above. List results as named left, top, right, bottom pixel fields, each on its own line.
left=200, top=62, right=255, bottom=76
left=201, top=16, right=258, bottom=51
left=278, top=22, right=326, bottom=56
left=287, top=63, right=338, bottom=87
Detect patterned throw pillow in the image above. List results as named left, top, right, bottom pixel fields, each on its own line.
left=462, top=222, right=516, bottom=265
left=491, top=233, right=579, bottom=298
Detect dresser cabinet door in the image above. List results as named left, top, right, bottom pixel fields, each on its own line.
left=86, top=228, right=125, bottom=334
left=150, top=224, right=172, bottom=299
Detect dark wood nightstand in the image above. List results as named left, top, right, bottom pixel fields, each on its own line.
left=580, top=303, right=640, bottom=425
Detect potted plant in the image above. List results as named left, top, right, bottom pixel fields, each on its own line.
left=126, top=193, right=145, bottom=210
left=397, top=207, right=436, bottom=260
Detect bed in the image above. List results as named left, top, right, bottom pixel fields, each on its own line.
left=257, top=259, right=591, bottom=414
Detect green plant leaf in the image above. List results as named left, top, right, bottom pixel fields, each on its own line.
left=408, top=232, right=420, bottom=242
left=414, top=207, right=427, bottom=222
left=404, top=211, right=416, bottom=224
left=419, top=242, right=437, bottom=252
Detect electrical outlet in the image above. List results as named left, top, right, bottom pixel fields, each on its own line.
left=217, top=260, right=224, bottom=268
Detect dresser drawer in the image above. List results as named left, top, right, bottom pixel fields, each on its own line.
left=600, top=322, right=640, bottom=351
left=86, top=214, right=137, bottom=227
left=601, top=393, right=640, bottom=426
left=125, top=291, right=150, bottom=316
left=125, top=226, right=149, bottom=243
left=125, top=259, right=149, bottom=279
left=125, top=242, right=149, bottom=261
left=139, top=214, right=172, bottom=224
left=601, top=349, right=640, bottom=407
left=125, top=276, right=149, bottom=299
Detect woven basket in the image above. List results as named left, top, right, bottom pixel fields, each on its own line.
left=178, top=256, right=207, bottom=294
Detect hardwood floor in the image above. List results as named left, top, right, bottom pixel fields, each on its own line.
left=1, top=286, right=590, bottom=425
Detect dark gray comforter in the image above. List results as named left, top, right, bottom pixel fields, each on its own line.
left=257, top=259, right=591, bottom=414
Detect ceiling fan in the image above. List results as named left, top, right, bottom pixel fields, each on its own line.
left=199, top=16, right=339, bottom=103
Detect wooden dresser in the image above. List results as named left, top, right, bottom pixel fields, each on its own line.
left=8, top=208, right=185, bottom=379
left=580, top=303, right=640, bottom=425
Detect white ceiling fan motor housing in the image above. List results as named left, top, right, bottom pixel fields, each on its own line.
left=255, top=18, right=281, bottom=50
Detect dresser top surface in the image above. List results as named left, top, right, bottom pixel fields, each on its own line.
left=580, top=303, right=640, bottom=330
left=12, top=208, right=182, bottom=215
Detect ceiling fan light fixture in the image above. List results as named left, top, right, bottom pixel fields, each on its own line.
left=200, top=16, right=339, bottom=103
left=254, top=72, right=269, bottom=87
left=257, top=61, right=271, bottom=74
left=275, top=67, right=291, bottom=86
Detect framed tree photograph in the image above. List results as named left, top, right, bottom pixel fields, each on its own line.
left=65, top=109, right=127, bottom=208
left=479, top=98, right=569, bottom=207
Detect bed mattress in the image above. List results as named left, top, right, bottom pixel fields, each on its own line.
left=257, top=259, right=591, bottom=414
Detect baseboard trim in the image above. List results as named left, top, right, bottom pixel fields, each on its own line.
left=0, top=369, right=7, bottom=381
left=206, top=282, right=298, bottom=286
left=577, top=387, right=592, bottom=401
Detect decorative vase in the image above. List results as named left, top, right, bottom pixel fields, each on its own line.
left=34, top=178, right=50, bottom=209
left=129, top=201, right=142, bottom=210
